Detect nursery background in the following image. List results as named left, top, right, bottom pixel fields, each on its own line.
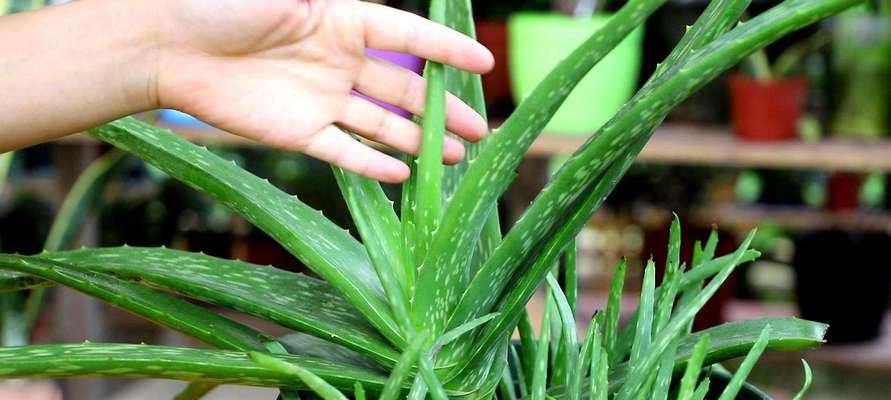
left=1, top=0, right=890, bottom=399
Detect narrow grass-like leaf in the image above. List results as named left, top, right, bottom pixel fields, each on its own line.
left=574, top=315, right=602, bottom=400
left=0, top=254, right=273, bottom=352
left=615, top=231, right=756, bottom=400
left=678, top=334, right=711, bottom=400
left=652, top=340, right=678, bottom=400
left=615, top=247, right=760, bottom=360
left=419, top=353, right=448, bottom=400
left=355, top=382, right=367, bottom=400
left=518, top=310, right=537, bottom=387
left=654, top=216, right=683, bottom=334
left=0, top=344, right=386, bottom=390
left=691, top=377, right=711, bottom=400
left=717, top=325, right=771, bottom=400
left=563, top=239, right=578, bottom=314
left=605, top=260, right=627, bottom=363
left=630, top=260, right=656, bottom=366
left=434, top=313, right=499, bottom=352
left=546, top=274, right=578, bottom=389
left=421, top=0, right=666, bottom=337
left=40, top=247, right=398, bottom=365
left=380, top=331, right=430, bottom=400
left=249, top=351, right=349, bottom=400
left=530, top=296, right=553, bottom=400
left=509, top=345, right=528, bottom=398
left=88, top=118, right=400, bottom=345
left=544, top=317, right=826, bottom=398
left=498, top=366, right=518, bottom=400
left=334, top=167, right=412, bottom=335
left=590, top=349, right=609, bottom=400
left=793, top=360, right=813, bottom=400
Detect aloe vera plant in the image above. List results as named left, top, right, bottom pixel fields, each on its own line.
left=0, top=0, right=862, bottom=398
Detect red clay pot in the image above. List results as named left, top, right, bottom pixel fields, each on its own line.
left=476, top=20, right=512, bottom=109
left=729, top=74, right=808, bottom=141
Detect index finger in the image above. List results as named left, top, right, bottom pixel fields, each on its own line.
left=359, top=2, right=494, bottom=74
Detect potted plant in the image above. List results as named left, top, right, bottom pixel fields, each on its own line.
left=509, top=0, right=644, bottom=134
left=729, top=31, right=830, bottom=141
left=830, top=2, right=891, bottom=140
left=0, top=0, right=862, bottom=398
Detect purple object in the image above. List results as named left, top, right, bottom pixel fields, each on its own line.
left=355, top=49, right=425, bottom=118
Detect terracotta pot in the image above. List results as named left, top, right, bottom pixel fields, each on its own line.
left=476, top=20, right=512, bottom=110
left=729, top=74, right=808, bottom=141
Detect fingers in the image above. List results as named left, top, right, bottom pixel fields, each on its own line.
left=302, top=126, right=410, bottom=183
left=359, top=2, right=494, bottom=74
left=337, top=96, right=466, bottom=164
left=356, top=57, right=488, bottom=142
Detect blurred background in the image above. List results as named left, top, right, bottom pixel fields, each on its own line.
left=1, top=0, right=890, bottom=399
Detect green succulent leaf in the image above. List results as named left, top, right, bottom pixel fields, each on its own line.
left=0, top=254, right=271, bottom=352
left=88, top=118, right=401, bottom=345
left=39, top=247, right=398, bottom=365
left=0, top=344, right=386, bottom=391
left=419, top=0, right=666, bottom=337
left=249, top=351, right=349, bottom=400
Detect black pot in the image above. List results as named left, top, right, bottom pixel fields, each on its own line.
left=794, top=230, right=891, bottom=343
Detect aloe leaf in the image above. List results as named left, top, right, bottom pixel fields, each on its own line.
left=530, top=295, right=552, bottom=400
left=419, top=353, right=449, bottom=400
left=545, top=317, right=826, bottom=398
left=380, top=331, right=430, bottom=400
left=654, top=220, right=683, bottom=335
left=498, top=366, right=518, bottom=400
left=88, top=118, right=400, bottom=345
left=39, top=247, right=397, bottom=365
left=678, top=334, right=710, bottom=400
left=793, top=360, right=813, bottom=400
left=0, top=254, right=272, bottom=352
left=605, top=260, right=627, bottom=363
left=545, top=274, right=578, bottom=389
left=590, top=349, right=609, bottom=400
left=0, top=344, right=386, bottom=390
left=574, top=315, right=602, bottom=400
left=563, top=239, right=578, bottom=314
left=401, top=154, right=418, bottom=264
left=413, top=0, right=446, bottom=266
left=434, top=313, right=498, bottom=352
left=518, top=311, right=537, bottom=387
left=716, top=326, right=771, bottom=400
left=690, top=377, right=711, bottom=400
left=333, top=167, right=412, bottom=335
left=278, top=333, right=382, bottom=372
left=249, top=351, right=349, bottom=400
left=616, top=231, right=756, bottom=400
left=652, top=340, right=678, bottom=400
left=355, top=382, right=367, bottom=400
left=0, top=272, right=48, bottom=293
left=420, top=0, right=665, bottom=337
left=509, top=345, right=528, bottom=398
left=630, top=260, right=656, bottom=366
left=491, top=1, right=857, bottom=328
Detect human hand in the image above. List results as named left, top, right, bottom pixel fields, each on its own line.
left=155, top=0, right=494, bottom=183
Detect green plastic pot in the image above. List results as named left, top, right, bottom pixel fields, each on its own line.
left=508, top=12, right=644, bottom=134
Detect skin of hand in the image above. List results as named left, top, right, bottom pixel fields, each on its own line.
left=0, top=0, right=494, bottom=183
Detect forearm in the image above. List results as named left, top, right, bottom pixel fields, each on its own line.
left=0, top=0, right=161, bottom=151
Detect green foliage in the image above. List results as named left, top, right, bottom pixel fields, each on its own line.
left=0, top=0, right=862, bottom=399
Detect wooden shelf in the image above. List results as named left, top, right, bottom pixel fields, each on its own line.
left=59, top=123, right=891, bottom=172
left=530, top=124, right=891, bottom=173
left=692, top=204, right=891, bottom=233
